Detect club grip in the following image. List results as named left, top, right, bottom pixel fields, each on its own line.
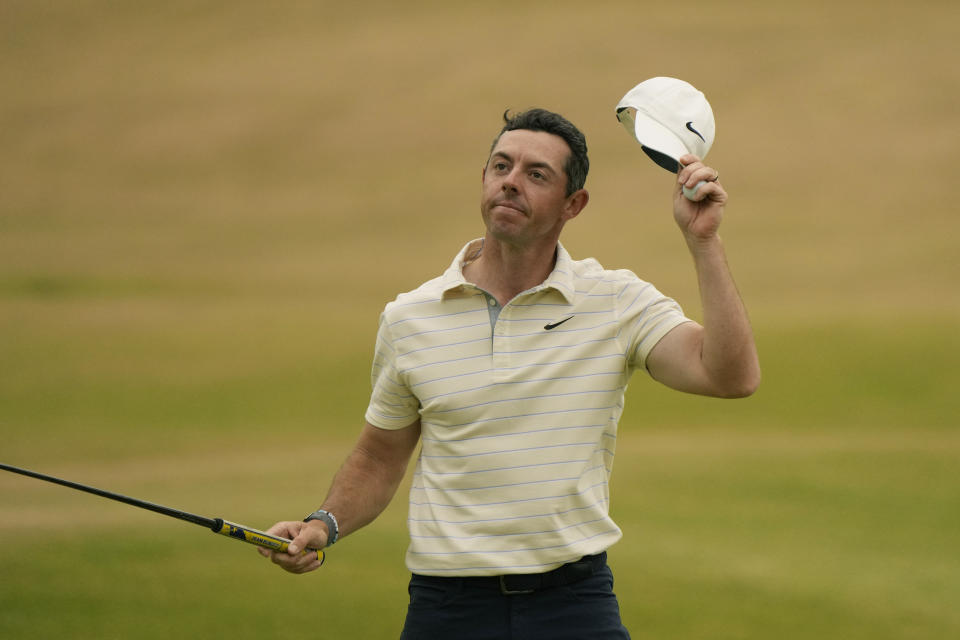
left=212, top=519, right=324, bottom=564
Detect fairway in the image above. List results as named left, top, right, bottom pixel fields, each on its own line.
left=2, top=1, right=959, bottom=638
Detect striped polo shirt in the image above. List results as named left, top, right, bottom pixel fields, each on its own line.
left=365, top=239, right=690, bottom=576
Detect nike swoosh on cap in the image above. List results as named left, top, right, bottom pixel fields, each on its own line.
left=544, top=316, right=574, bottom=330
left=685, top=121, right=705, bottom=142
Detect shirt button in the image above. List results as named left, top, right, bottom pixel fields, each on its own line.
left=488, top=298, right=498, bottom=306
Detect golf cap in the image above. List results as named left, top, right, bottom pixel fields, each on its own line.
left=616, top=77, right=715, bottom=173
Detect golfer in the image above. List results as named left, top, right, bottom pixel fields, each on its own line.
left=259, top=108, right=760, bottom=639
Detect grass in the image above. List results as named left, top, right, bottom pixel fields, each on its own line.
left=616, top=429, right=960, bottom=638
left=2, top=1, right=959, bottom=638
left=2, top=326, right=957, bottom=638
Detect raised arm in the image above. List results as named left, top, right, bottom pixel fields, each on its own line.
left=258, top=418, right=421, bottom=574
left=645, top=154, right=761, bottom=398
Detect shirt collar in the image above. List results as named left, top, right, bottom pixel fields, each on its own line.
left=440, top=238, right=576, bottom=304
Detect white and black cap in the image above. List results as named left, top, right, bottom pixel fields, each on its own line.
left=616, top=77, right=715, bottom=173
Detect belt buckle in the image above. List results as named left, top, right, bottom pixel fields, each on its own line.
left=499, top=575, right=535, bottom=595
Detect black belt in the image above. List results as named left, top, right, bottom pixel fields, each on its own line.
left=419, top=552, right=606, bottom=596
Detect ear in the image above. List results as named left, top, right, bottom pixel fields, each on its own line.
left=562, top=189, right=589, bottom=221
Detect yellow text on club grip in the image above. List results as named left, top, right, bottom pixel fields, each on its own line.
left=213, top=519, right=325, bottom=564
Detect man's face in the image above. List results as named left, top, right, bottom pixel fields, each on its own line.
left=480, top=129, right=582, bottom=247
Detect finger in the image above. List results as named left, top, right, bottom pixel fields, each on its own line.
left=289, top=521, right=328, bottom=555
left=265, top=520, right=302, bottom=538
left=269, top=549, right=322, bottom=574
left=290, top=553, right=324, bottom=574
left=676, top=154, right=718, bottom=185
left=269, top=549, right=301, bottom=570
left=679, top=164, right=719, bottom=189
left=678, top=178, right=725, bottom=203
left=680, top=180, right=708, bottom=201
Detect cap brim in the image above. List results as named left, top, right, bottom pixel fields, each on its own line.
left=632, top=113, right=689, bottom=172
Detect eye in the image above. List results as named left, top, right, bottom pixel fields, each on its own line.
left=493, top=161, right=508, bottom=172
left=530, top=170, right=544, bottom=180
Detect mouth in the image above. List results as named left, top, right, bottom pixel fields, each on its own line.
left=493, top=199, right=526, bottom=215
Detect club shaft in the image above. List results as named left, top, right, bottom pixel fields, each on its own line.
left=1, top=462, right=325, bottom=563
left=0, top=462, right=217, bottom=529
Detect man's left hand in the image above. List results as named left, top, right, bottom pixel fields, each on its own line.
left=673, top=153, right=726, bottom=242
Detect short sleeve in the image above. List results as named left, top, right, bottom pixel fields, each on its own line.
left=364, top=312, right=421, bottom=429
left=617, top=277, right=691, bottom=372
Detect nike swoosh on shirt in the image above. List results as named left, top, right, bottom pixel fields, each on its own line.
left=544, top=316, right=574, bottom=330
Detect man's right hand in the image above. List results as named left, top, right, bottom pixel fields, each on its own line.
left=257, top=519, right=328, bottom=574
left=255, top=419, right=422, bottom=576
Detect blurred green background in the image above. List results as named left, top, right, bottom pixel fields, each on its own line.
left=2, top=1, right=958, bottom=638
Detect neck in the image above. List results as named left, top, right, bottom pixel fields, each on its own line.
left=463, top=234, right=558, bottom=305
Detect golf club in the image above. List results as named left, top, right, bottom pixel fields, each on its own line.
left=0, top=462, right=324, bottom=563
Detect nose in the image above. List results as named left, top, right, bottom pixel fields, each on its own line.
left=501, top=167, right=520, bottom=193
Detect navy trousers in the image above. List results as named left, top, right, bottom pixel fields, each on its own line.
left=399, top=554, right=631, bottom=639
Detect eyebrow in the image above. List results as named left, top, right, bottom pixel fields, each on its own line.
left=490, top=151, right=559, bottom=176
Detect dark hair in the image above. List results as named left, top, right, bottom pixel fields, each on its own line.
left=490, top=108, right=589, bottom=196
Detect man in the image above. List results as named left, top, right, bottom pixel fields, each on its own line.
left=258, top=109, right=760, bottom=639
